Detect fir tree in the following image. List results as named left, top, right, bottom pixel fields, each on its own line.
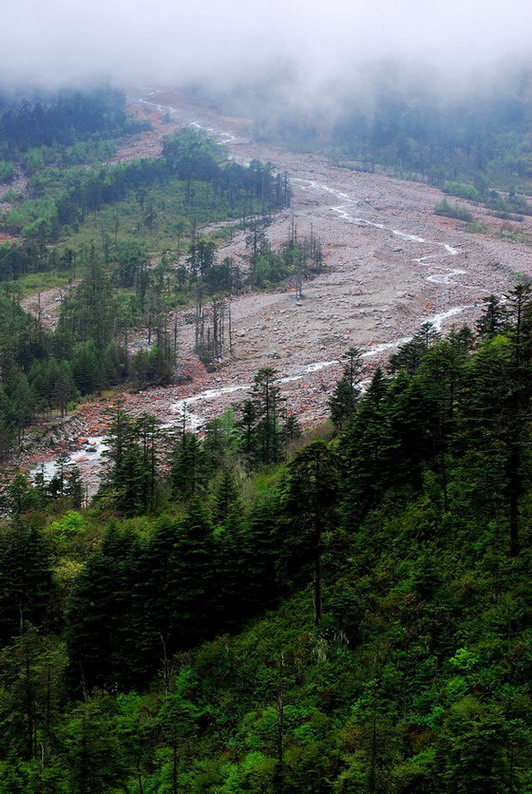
left=0, top=521, right=54, bottom=646
left=329, top=346, right=364, bottom=429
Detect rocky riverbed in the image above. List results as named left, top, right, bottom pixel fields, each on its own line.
left=14, top=88, right=532, bottom=496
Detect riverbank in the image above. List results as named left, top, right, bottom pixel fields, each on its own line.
left=13, top=88, right=532, bottom=496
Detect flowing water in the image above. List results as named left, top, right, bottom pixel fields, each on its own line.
left=29, top=95, right=477, bottom=492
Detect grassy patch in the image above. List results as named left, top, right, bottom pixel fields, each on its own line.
left=4, top=271, right=74, bottom=298
left=462, top=220, right=490, bottom=234
left=60, top=178, right=262, bottom=254
left=434, top=199, right=474, bottom=222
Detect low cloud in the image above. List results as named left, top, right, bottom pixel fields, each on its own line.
left=1, top=0, right=531, bottom=91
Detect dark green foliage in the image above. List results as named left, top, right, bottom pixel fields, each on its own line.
left=0, top=629, right=67, bottom=768
left=1, top=128, right=288, bottom=246
left=0, top=521, right=54, bottom=646
left=0, top=301, right=531, bottom=791
left=98, top=408, right=162, bottom=515
left=0, top=281, right=118, bottom=455
left=281, top=441, right=339, bottom=626
left=66, top=523, right=139, bottom=692
left=61, top=696, right=126, bottom=793
left=203, top=407, right=240, bottom=473
left=476, top=294, right=509, bottom=340
left=163, top=127, right=222, bottom=181
left=213, top=467, right=241, bottom=524
left=329, top=347, right=364, bottom=429
left=389, top=322, right=440, bottom=374
left=170, top=431, right=208, bottom=500
left=0, top=88, right=133, bottom=156
left=29, top=358, right=79, bottom=417
left=249, top=367, right=285, bottom=465
left=6, top=470, right=43, bottom=515
left=238, top=367, right=293, bottom=465
left=247, top=223, right=322, bottom=289
left=131, top=340, right=175, bottom=386
left=171, top=498, right=216, bottom=642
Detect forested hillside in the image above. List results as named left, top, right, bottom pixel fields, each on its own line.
left=0, top=89, right=291, bottom=454
left=0, top=288, right=530, bottom=792
left=198, top=64, right=532, bottom=192
left=0, top=87, right=147, bottom=175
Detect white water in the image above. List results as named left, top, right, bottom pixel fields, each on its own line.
left=166, top=301, right=472, bottom=420
left=138, top=94, right=248, bottom=147
left=30, top=95, right=479, bottom=491
left=30, top=436, right=106, bottom=488
left=171, top=384, right=249, bottom=432
left=294, top=177, right=466, bottom=285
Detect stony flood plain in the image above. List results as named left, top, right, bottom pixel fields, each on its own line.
left=18, top=89, right=532, bottom=493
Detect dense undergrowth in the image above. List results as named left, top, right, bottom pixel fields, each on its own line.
left=0, top=288, right=530, bottom=792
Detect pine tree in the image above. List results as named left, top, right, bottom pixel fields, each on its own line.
left=99, top=408, right=159, bottom=515
left=213, top=504, right=248, bottom=632
left=203, top=407, right=240, bottom=474
left=62, top=695, right=126, bottom=794
left=502, top=283, right=532, bottom=555
left=283, top=413, right=302, bottom=445
left=389, top=322, right=440, bottom=375
left=237, top=398, right=257, bottom=462
left=66, top=524, right=138, bottom=692
left=131, top=516, right=181, bottom=682
left=0, top=630, right=67, bottom=764
left=213, top=468, right=240, bottom=524
left=173, top=497, right=216, bottom=645
left=241, top=367, right=285, bottom=465
left=7, top=471, right=43, bottom=515
left=339, top=367, right=395, bottom=528
left=281, top=441, right=338, bottom=626
left=170, top=431, right=207, bottom=500
left=0, top=520, right=54, bottom=646
left=329, top=347, right=364, bottom=429
left=240, top=490, right=283, bottom=615
left=6, top=370, right=34, bottom=443
left=476, top=294, right=508, bottom=339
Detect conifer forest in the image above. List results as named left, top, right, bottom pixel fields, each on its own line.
left=0, top=27, right=531, bottom=793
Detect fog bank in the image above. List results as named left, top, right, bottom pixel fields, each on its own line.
left=1, top=0, right=531, bottom=91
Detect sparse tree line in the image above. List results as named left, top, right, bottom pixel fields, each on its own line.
left=434, top=185, right=532, bottom=227
left=1, top=126, right=290, bottom=243
left=0, top=266, right=179, bottom=456
left=246, top=217, right=324, bottom=290
left=0, top=121, right=297, bottom=450
left=0, top=213, right=326, bottom=450
left=0, top=87, right=134, bottom=155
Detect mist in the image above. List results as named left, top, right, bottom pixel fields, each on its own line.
left=2, top=0, right=531, bottom=94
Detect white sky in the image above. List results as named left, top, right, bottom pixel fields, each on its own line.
left=1, top=0, right=531, bottom=88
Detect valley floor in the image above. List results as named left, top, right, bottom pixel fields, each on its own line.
left=19, top=88, right=532, bottom=493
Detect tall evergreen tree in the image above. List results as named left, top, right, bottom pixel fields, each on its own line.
left=0, top=520, right=54, bottom=646
left=281, top=441, right=338, bottom=626
left=170, top=431, right=207, bottom=500
left=329, top=346, right=364, bottom=429
left=476, top=294, right=508, bottom=340
left=243, top=367, right=285, bottom=465
left=66, top=524, right=138, bottom=692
